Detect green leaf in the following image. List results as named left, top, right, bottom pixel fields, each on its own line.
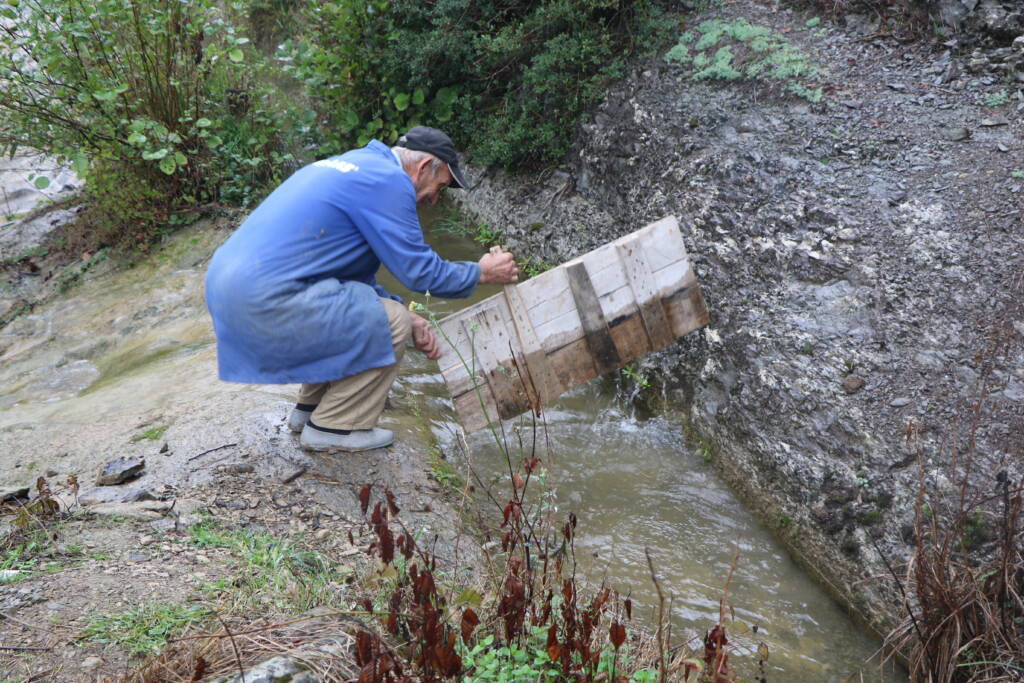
left=393, top=92, right=410, bottom=111
left=195, top=118, right=213, bottom=128
left=127, top=132, right=147, bottom=147
left=141, top=148, right=169, bottom=161
left=174, top=151, right=187, bottom=166
left=412, top=88, right=425, bottom=106
left=341, top=110, right=360, bottom=132
left=71, top=153, right=88, bottom=176
left=228, top=49, right=244, bottom=63
left=455, top=588, right=483, bottom=606
left=435, top=86, right=458, bottom=106
left=33, top=176, right=50, bottom=190
left=158, top=156, right=177, bottom=175
left=206, top=135, right=222, bottom=148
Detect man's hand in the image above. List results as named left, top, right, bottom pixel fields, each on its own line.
left=479, top=250, right=518, bottom=285
left=410, top=312, right=440, bottom=361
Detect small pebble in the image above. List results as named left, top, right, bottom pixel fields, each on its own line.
left=890, top=397, right=912, bottom=408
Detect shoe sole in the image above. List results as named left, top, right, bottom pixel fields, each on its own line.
left=299, top=439, right=394, bottom=453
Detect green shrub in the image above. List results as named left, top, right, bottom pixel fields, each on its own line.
left=0, top=0, right=300, bottom=249
left=666, top=18, right=823, bottom=102
left=285, top=0, right=669, bottom=167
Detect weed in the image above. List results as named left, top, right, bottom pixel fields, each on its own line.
left=81, top=603, right=211, bottom=655
left=428, top=448, right=465, bottom=492
left=1010, top=170, right=1024, bottom=179
left=621, top=364, right=651, bottom=389
left=666, top=18, right=824, bottom=102
left=683, top=414, right=718, bottom=463
left=979, top=90, right=1010, bottom=107
left=188, top=520, right=348, bottom=612
left=130, top=425, right=168, bottom=442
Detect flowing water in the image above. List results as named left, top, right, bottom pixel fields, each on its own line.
left=378, top=209, right=906, bottom=682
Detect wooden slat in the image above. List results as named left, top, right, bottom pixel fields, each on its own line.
left=617, top=239, right=674, bottom=349
left=464, top=309, right=529, bottom=420
left=502, top=284, right=563, bottom=407
left=565, top=262, right=622, bottom=376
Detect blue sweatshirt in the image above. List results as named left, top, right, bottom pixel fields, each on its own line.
left=204, top=140, right=479, bottom=383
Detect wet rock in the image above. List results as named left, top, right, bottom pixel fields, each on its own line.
left=842, top=376, right=865, bottom=394
left=0, top=486, right=29, bottom=503
left=213, top=655, right=317, bottom=683
left=96, top=457, right=145, bottom=486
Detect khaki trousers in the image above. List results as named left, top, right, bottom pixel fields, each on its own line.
left=296, top=298, right=411, bottom=430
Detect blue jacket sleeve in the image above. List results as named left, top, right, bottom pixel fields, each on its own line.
left=347, top=176, right=480, bottom=299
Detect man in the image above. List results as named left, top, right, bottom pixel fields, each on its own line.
left=204, top=126, right=518, bottom=452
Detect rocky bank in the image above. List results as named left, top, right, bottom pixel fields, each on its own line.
left=456, top=0, right=1024, bottom=639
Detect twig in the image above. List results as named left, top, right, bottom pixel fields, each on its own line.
left=187, top=443, right=237, bottom=462
left=0, top=610, right=55, bottom=634
left=644, top=547, right=667, bottom=683
left=217, top=614, right=245, bottom=680
left=0, top=644, right=51, bottom=651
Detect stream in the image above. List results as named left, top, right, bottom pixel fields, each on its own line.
left=379, top=208, right=906, bottom=682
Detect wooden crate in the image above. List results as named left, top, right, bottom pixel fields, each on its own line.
left=435, top=216, right=708, bottom=433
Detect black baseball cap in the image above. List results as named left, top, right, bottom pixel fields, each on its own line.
left=395, top=126, right=468, bottom=189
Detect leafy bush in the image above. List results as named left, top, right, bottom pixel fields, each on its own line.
left=285, top=0, right=668, bottom=167
left=0, top=0, right=300, bottom=249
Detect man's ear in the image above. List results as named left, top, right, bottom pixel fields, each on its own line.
left=412, top=156, right=433, bottom=181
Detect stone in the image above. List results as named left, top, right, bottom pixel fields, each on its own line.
left=171, top=498, right=207, bottom=527
left=79, top=486, right=158, bottom=506
left=980, top=117, right=1009, bottom=127
left=889, top=397, right=912, bottom=408
left=280, top=466, right=306, bottom=484
left=45, top=469, right=58, bottom=477
left=96, top=457, right=145, bottom=486
left=0, top=486, right=29, bottom=503
left=139, top=535, right=156, bottom=547
left=88, top=500, right=171, bottom=521
left=215, top=498, right=248, bottom=510
left=128, top=553, right=149, bottom=562
left=149, top=519, right=176, bottom=533
left=81, top=656, right=103, bottom=670
left=223, top=463, right=254, bottom=474
left=939, top=126, right=971, bottom=141
left=213, top=656, right=317, bottom=683
left=842, top=376, right=865, bottom=394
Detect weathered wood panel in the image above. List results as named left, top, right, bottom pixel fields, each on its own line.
left=436, top=216, right=708, bottom=432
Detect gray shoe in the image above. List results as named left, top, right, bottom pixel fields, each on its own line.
left=288, top=404, right=316, bottom=433
left=299, top=422, right=394, bottom=452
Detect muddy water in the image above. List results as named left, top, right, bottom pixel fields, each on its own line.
left=381, top=212, right=905, bottom=682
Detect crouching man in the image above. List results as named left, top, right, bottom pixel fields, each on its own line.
left=204, top=127, right=517, bottom=452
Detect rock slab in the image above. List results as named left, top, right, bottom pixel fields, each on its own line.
left=96, top=457, right=145, bottom=486
left=213, top=656, right=318, bottom=683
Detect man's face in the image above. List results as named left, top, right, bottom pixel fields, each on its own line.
left=410, top=159, right=451, bottom=206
